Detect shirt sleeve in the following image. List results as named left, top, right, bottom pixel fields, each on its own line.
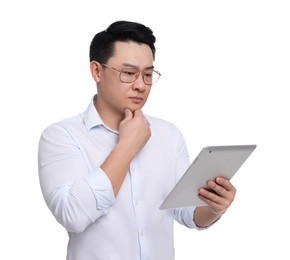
left=38, top=123, right=115, bottom=233
left=171, top=125, right=209, bottom=230
left=85, top=168, right=115, bottom=210
left=174, top=207, right=209, bottom=230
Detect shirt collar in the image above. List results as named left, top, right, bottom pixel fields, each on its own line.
left=84, top=95, right=104, bottom=131
left=84, top=95, right=119, bottom=135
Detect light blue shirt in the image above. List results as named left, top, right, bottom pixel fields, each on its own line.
left=38, top=95, right=203, bottom=260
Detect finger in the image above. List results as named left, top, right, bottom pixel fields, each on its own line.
left=198, top=192, right=225, bottom=213
left=207, top=179, right=236, bottom=204
left=216, top=177, right=236, bottom=192
left=133, top=109, right=143, bottom=118
left=133, top=110, right=149, bottom=125
left=206, top=180, right=226, bottom=197
left=123, top=108, right=133, bottom=121
left=199, top=187, right=224, bottom=204
left=199, top=197, right=227, bottom=214
left=198, top=189, right=229, bottom=214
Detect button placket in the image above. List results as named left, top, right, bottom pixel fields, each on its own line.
left=129, top=160, right=149, bottom=259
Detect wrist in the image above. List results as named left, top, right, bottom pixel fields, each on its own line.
left=208, top=207, right=226, bottom=216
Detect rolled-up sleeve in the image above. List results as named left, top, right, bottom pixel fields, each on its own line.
left=38, top=124, right=115, bottom=233
left=174, top=207, right=209, bottom=230
left=85, top=167, right=115, bottom=210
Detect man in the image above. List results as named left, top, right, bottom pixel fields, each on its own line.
left=38, top=20, right=236, bottom=260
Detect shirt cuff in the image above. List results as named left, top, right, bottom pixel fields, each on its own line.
left=192, top=207, right=221, bottom=230
left=178, top=207, right=210, bottom=230
left=85, top=167, right=115, bottom=210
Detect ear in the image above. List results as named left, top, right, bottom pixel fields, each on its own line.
left=90, top=61, right=102, bottom=83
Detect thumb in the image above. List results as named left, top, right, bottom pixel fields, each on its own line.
left=123, top=108, right=133, bottom=121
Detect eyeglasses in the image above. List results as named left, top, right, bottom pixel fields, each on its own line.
left=101, top=63, right=161, bottom=85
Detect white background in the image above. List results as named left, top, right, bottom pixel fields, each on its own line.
left=1, top=0, right=289, bottom=259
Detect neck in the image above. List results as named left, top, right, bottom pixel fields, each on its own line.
left=94, top=96, right=124, bottom=131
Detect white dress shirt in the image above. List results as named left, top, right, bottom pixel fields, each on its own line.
left=38, top=95, right=204, bottom=260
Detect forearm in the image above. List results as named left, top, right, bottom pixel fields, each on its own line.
left=101, top=109, right=151, bottom=196
left=193, top=206, right=222, bottom=228
left=101, top=140, right=135, bottom=196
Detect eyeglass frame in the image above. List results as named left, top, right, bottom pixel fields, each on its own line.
left=100, top=63, right=161, bottom=85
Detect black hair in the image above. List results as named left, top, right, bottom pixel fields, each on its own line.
left=89, top=20, right=156, bottom=63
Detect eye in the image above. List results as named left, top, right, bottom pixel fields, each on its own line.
left=144, top=70, right=153, bottom=78
left=122, top=68, right=138, bottom=76
left=124, top=71, right=135, bottom=76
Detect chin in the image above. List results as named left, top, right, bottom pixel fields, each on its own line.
left=128, top=104, right=144, bottom=112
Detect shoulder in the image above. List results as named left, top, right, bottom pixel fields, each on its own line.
left=145, top=114, right=184, bottom=138
left=146, top=114, right=178, bottom=128
left=145, top=114, right=189, bottom=164
left=40, top=112, right=85, bottom=138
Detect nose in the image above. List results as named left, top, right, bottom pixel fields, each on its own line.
left=132, top=74, right=146, bottom=91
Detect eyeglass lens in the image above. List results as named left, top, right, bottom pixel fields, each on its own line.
left=120, top=68, right=160, bottom=84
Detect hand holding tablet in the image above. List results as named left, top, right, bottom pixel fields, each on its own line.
left=160, top=145, right=257, bottom=209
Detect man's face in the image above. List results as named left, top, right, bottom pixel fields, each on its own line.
left=96, top=41, right=154, bottom=116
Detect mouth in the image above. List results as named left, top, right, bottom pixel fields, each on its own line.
left=129, top=96, right=143, bottom=104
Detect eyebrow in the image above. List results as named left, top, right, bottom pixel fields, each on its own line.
left=121, top=63, right=154, bottom=70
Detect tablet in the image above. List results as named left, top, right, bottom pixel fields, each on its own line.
left=159, top=144, right=257, bottom=209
